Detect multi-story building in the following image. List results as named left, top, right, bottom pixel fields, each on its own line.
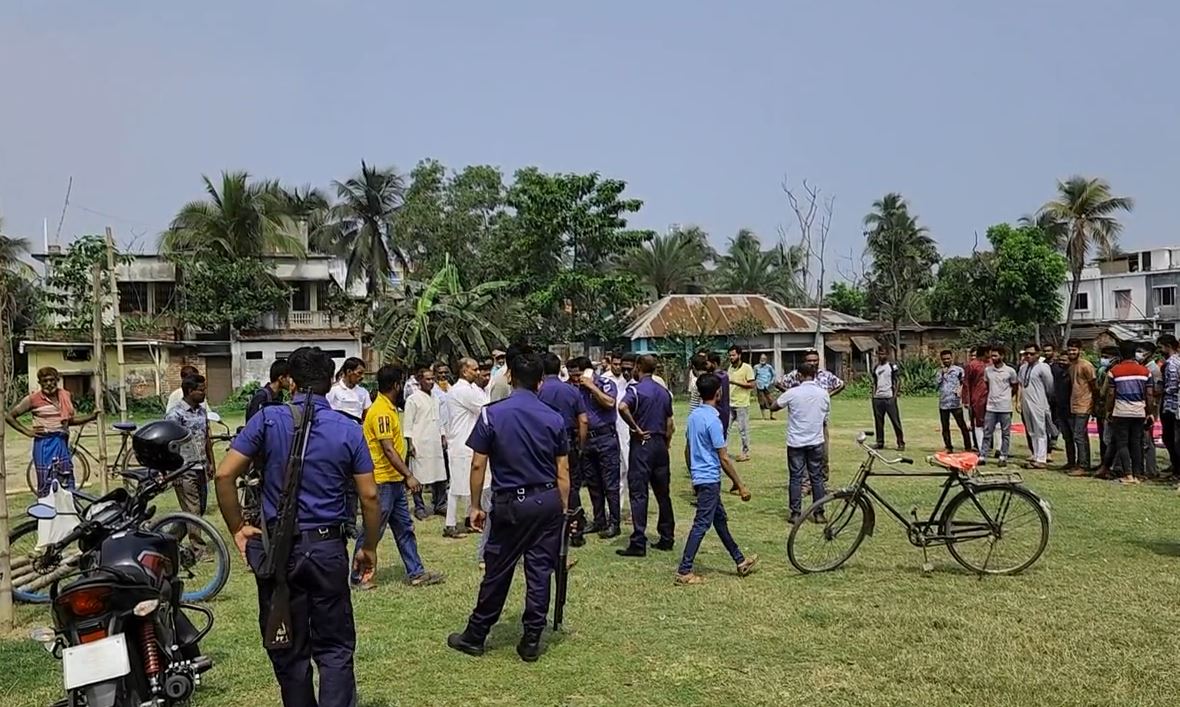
left=1060, top=247, right=1180, bottom=339
left=23, top=246, right=366, bottom=405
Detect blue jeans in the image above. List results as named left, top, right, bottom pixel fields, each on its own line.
left=978, top=411, right=1012, bottom=462
left=677, top=482, right=744, bottom=574
left=787, top=444, right=826, bottom=515
left=352, top=481, right=424, bottom=580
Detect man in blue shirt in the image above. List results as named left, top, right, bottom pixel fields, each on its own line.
left=772, top=363, right=831, bottom=525
left=617, top=354, right=676, bottom=557
left=570, top=355, right=623, bottom=539
left=215, top=346, right=382, bottom=707
left=754, top=353, right=776, bottom=420
left=676, top=373, right=757, bottom=585
left=538, top=352, right=589, bottom=545
left=448, top=345, right=571, bottom=663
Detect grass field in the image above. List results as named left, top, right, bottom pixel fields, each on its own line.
left=3, top=396, right=1180, bottom=706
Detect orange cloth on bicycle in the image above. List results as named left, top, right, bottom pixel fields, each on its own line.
left=932, top=451, right=979, bottom=473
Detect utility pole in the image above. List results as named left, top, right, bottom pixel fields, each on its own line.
left=0, top=274, right=13, bottom=630
left=105, top=227, right=128, bottom=422
left=92, top=264, right=109, bottom=494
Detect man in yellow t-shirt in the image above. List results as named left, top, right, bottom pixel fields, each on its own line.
left=352, top=365, right=444, bottom=590
left=727, top=346, right=756, bottom=462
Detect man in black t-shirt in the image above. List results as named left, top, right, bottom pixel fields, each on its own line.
left=246, top=360, right=293, bottom=421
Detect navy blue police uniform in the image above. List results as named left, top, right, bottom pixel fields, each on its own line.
left=537, top=374, right=588, bottom=522
left=621, top=375, right=675, bottom=552
left=460, top=390, right=568, bottom=643
left=579, top=374, right=621, bottom=532
left=231, top=394, right=374, bottom=707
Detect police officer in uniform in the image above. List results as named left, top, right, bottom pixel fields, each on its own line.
left=537, top=352, right=589, bottom=545
left=617, top=354, right=676, bottom=557
left=447, top=346, right=572, bottom=662
left=215, top=346, right=383, bottom=707
left=570, top=355, right=623, bottom=539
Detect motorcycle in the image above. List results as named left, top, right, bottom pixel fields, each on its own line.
left=26, top=463, right=215, bottom=707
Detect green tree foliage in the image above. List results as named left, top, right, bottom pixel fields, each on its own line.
left=372, top=254, right=509, bottom=362
left=42, top=234, right=130, bottom=331
left=624, top=226, right=714, bottom=299
left=711, top=229, right=808, bottom=306
left=0, top=218, right=39, bottom=336
left=988, top=223, right=1068, bottom=329
left=823, top=281, right=869, bottom=319
left=171, top=255, right=289, bottom=331
left=315, top=162, right=407, bottom=300
left=161, top=171, right=303, bottom=258
left=1037, top=176, right=1134, bottom=342
left=497, top=168, right=652, bottom=342
left=928, top=255, right=992, bottom=322
left=863, top=193, right=940, bottom=356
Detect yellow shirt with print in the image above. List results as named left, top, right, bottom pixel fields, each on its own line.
left=729, top=362, right=755, bottom=408
left=365, top=393, right=406, bottom=483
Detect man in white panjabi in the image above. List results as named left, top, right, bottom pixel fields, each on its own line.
left=443, top=358, right=486, bottom=539
left=404, top=364, right=448, bottom=520
left=603, top=352, right=636, bottom=503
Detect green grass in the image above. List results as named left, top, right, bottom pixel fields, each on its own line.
left=4, top=397, right=1180, bottom=706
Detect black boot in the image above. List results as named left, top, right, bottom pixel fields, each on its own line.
left=517, top=631, right=543, bottom=662
left=447, top=631, right=485, bottom=657
left=570, top=534, right=586, bottom=548
left=599, top=523, right=620, bottom=539
left=616, top=545, right=646, bottom=557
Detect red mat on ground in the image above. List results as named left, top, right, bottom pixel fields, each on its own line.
left=1008, top=420, right=1162, bottom=445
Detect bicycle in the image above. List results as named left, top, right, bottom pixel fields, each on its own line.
left=24, top=419, right=140, bottom=494
left=9, top=459, right=231, bottom=605
left=205, top=415, right=261, bottom=527
left=787, top=431, right=1051, bottom=576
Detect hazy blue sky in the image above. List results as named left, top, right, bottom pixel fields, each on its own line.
left=2, top=1, right=1176, bottom=274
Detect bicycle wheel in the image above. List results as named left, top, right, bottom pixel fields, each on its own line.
left=787, top=491, right=872, bottom=574
left=8, top=520, right=86, bottom=604
left=148, top=512, right=231, bottom=602
left=943, top=484, right=1049, bottom=575
left=25, top=454, right=91, bottom=495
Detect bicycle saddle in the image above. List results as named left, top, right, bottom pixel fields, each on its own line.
left=112, top=421, right=139, bottom=432
left=119, top=467, right=154, bottom=484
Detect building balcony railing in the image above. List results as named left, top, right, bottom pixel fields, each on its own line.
left=258, top=310, right=337, bottom=330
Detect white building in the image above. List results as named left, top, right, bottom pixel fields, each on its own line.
left=1062, top=247, right=1180, bottom=338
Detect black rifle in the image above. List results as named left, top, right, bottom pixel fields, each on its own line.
left=260, top=391, right=316, bottom=650
left=553, top=507, right=584, bottom=631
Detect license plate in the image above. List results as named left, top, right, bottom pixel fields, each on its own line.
left=62, top=633, right=131, bottom=691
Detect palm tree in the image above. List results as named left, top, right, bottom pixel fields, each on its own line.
left=1038, top=176, right=1134, bottom=343
left=372, top=254, right=509, bottom=361
left=0, top=214, right=31, bottom=624
left=712, top=229, right=808, bottom=305
left=626, top=226, right=714, bottom=299
left=161, top=172, right=303, bottom=258
left=315, top=162, right=407, bottom=300
left=863, top=193, right=939, bottom=354
left=278, top=185, right=331, bottom=247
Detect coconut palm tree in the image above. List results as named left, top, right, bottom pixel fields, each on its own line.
left=625, top=226, right=714, bottom=299
left=161, top=172, right=303, bottom=258
left=863, top=193, right=939, bottom=354
left=712, top=229, right=808, bottom=305
left=315, top=162, right=407, bottom=300
left=278, top=185, right=331, bottom=246
left=1038, top=176, right=1134, bottom=343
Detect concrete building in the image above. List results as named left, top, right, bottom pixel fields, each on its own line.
left=1061, top=247, right=1180, bottom=339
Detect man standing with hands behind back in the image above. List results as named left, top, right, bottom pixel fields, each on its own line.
left=616, top=354, right=676, bottom=558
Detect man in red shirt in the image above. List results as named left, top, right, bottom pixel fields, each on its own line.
left=963, top=346, right=990, bottom=452
left=1103, top=341, right=1154, bottom=484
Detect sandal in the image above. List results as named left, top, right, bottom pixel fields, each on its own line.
left=408, top=570, right=446, bottom=587
left=675, top=572, right=706, bottom=586
left=736, top=554, right=759, bottom=577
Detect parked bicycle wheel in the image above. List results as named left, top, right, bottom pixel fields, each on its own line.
left=942, top=484, right=1049, bottom=575
left=788, top=491, right=873, bottom=573
left=25, top=453, right=91, bottom=495
left=8, top=520, right=85, bottom=604
left=148, top=512, right=231, bottom=602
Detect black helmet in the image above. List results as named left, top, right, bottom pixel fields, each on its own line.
left=132, top=420, right=191, bottom=472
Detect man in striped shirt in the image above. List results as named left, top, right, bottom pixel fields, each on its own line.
left=1158, top=335, right=1180, bottom=477
left=1104, top=341, right=1154, bottom=484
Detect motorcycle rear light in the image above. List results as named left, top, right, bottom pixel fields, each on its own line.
left=78, top=627, right=108, bottom=644
left=56, top=586, right=112, bottom=618
left=133, top=599, right=160, bottom=617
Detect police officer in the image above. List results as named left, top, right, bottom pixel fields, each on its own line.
left=617, top=354, right=676, bottom=557
left=570, top=355, right=623, bottom=539
left=215, top=346, right=383, bottom=707
left=537, top=352, right=589, bottom=545
left=447, top=345, right=571, bottom=662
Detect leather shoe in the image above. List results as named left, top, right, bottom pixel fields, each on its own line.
left=570, top=534, right=586, bottom=548
left=652, top=539, right=675, bottom=552
left=599, top=524, right=620, bottom=539
left=447, top=632, right=485, bottom=657
left=517, top=632, right=543, bottom=662
left=616, top=545, right=646, bottom=557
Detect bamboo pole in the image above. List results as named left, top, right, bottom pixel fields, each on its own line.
left=105, top=227, right=128, bottom=422
left=92, top=264, right=109, bottom=494
left=0, top=277, right=12, bottom=629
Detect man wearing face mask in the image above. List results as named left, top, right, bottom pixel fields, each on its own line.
left=1135, top=343, right=1162, bottom=478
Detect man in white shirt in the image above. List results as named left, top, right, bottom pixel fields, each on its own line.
left=603, top=352, right=637, bottom=499
left=404, top=364, right=448, bottom=520
left=443, top=358, right=486, bottom=539
left=326, top=357, right=372, bottom=421
left=771, top=363, right=830, bottom=525
left=978, top=346, right=1020, bottom=467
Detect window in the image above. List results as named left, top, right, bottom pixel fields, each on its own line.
left=245, top=351, right=263, bottom=360
left=291, top=282, right=311, bottom=312
left=1142, top=250, right=1153, bottom=271
left=155, top=283, right=176, bottom=313
left=316, top=281, right=332, bottom=311
left=323, top=349, right=347, bottom=358
left=1153, top=286, right=1176, bottom=308
left=1073, top=292, right=1090, bottom=311
left=63, top=347, right=92, bottom=362
left=1114, top=290, right=1132, bottom=313
left=118, top=282, right=149, bottom=314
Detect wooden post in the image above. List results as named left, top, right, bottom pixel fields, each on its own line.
left=92, top=264, right=110, bottom=494
left=105, top=227, right=128, bottom=422
left=0, top=278, right=13, bottom=629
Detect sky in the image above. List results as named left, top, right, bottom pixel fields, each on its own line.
left=2, top=1, right=1177, bottom=277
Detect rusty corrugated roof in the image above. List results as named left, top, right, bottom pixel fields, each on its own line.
left=623, top=295, right=865, bottom=339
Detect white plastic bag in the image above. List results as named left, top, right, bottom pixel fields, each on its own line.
left=36, top=480, right=81, bottom=548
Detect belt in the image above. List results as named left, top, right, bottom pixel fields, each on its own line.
left=587, top=426, right=615, bottom=438
left=268, top=525, right=346, bottom=543
left=493, top=482, right=556, bottom=503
